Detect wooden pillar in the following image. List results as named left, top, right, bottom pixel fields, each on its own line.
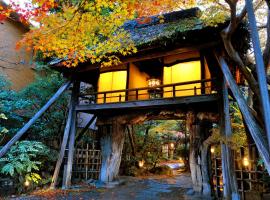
left=99, top=119, right=126, bottom=182
left=64, top=81, right=80, bottom=188
left=187, top=111, right=211, bottom=196
left=220, top=79, right=240, bottom=200
left=50, top=99, right=73, bottom=189
left=216, top=55, right=270, bottom=174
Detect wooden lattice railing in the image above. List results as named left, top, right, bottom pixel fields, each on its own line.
left=79, top=78, right=217, bottom=104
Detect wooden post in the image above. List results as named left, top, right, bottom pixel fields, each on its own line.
left=62, top=164, right=67, bottom=188
left=245, top=0, right=270, bottom=151
left=86, top=144, right=89, bottom=180
left=103, top=93, right=106, bottom=103
left=119, top=94, right=122, bottom=102
left=99, top=120, right=126, bottom=182
left=0, top=81, right=72, bottom=158
left=220, top=79, right=240, bottom=200
left=50, top=97, right=73, bottom=189
left=64, top=81, right=80, bottom=188
left=216, top=55, right=270, bottom=174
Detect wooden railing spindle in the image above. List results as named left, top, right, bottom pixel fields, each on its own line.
left=103, top=93, right=106, bottom=103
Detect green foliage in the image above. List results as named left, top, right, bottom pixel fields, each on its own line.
left=150, top=120, right=181, bottom=134
left=0, top=65, right=68, bottom=142
left=199, top=3, right=229, bottom=27
left=210, top=101, right=248, bottom=156
left=0, top=140, right=56, bottom=193
left=122, top=120, right=186, bottom=175
left=0, top=66, right=68, bottom=193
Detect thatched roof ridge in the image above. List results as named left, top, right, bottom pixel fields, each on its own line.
left=49, top=7, right=249, bottom=67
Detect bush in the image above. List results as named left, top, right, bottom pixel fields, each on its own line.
left=0, top=141, right=57, bottom=193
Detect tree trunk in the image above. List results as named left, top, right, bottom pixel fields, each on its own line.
left=99, top=120, right=126, bottom=182
left=187, top=112, right=211, bottom=196
left=127, top=125, right=136, bottom=157
left=143, top=126, right=150, bottom=147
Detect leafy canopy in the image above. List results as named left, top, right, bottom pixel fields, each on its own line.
left=3, top=0, right=196, bottom=67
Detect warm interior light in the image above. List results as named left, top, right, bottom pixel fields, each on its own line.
left=210, top=147, right=215, bottom=154
left=138, top=160, right=145, bottom=168
left=170, top=143, right=175, bottom=148
left=24, top=180, right=30, bottom=187
left=243, top=157, right=249, bottom=167
left=148, top=78, right=161, bottom=87
left=98, top=71, right=127, bottom=103
left=163, top=61, right=201, bottom=97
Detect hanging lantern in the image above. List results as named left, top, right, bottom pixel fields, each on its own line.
left=148, top=78, right=161, bottom=88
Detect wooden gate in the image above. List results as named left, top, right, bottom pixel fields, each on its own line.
left=211, top=144, right=270, bottom=199
left=73, top=143, right=101, bottom=181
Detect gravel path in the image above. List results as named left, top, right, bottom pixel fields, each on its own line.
left=10, top=173, right=208, bottom=200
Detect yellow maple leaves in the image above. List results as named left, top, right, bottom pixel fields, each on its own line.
left=17, top=0, right=198, bottom=68
left=18, top=0, right=136, bottom=68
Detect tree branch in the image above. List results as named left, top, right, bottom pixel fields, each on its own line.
left=221, top=0, right=261, bottom=98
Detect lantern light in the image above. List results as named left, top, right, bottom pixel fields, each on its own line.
left=243, top=157, right=249, bottom=167
left=148, top=78, right=161, bottom=88
left=170, top=143, right=175, bottom=148
left=138, top=160, right=145, bottom=168
left=210, top=147, right=215, bottom=154
left=24, top=180, right=30, bottom=187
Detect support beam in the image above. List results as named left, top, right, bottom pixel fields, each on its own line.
left=245, top=0, right=270, bottom=150
left=50, top=97, right=73, bottom=189
left=217, top=55, right=270, bottom=173
left=64, top=81, right=80, bottom=188
left=0, top=81, right=72, bottom=158
left=75, top=115, right=97, bottom=142
left=220, top=79, right=240, bottom=200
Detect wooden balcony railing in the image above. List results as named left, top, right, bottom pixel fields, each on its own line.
left=79, top=78, right=217, bottom=104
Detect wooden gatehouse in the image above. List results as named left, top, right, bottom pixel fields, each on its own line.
left=1, top=6, right=270, bottom=200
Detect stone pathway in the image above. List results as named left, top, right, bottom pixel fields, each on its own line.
left=10, top=173, right=208, bottom=200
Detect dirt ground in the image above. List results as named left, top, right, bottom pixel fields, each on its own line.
left=8, top=172, right=208, bottom=200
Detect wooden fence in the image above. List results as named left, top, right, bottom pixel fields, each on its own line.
left=211, top=144, right=270, bottom=199
left=72, top=143, right=101, bottom=181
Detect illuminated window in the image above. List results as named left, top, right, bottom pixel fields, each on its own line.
left=97, top=71, right=127, bottom=103
left=163, top=61, right=201, bottom=97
